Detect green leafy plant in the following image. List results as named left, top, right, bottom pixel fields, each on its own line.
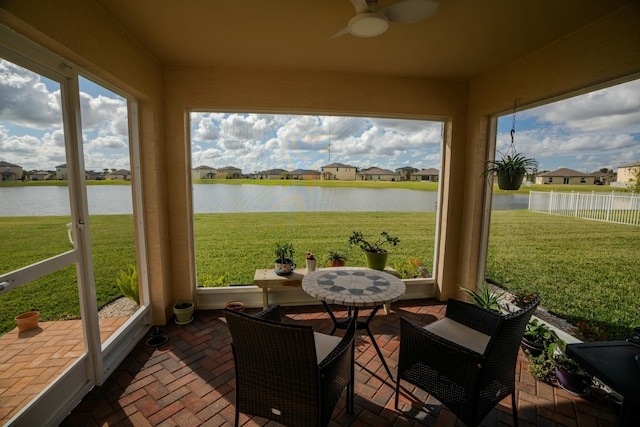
left=115, top=264, right=139, bottom=305
left=485, top=152, right=538, bottom=180
left=485, top=150, right=538, bottom=190
left=325, top=250, right=347, bottom=263
left=459, top=285, right=505, bottom=312
left=548, top=340, right=591, bottom=377
left=349, top=231, right=400, bottom=253
left=528, top=335, right=592, bottom=392
left=528, top=351, right=557, bottom=383
left=197, top=273, right=227, bottom=287
left=523, top=319, right=559, bottom=347
left=393, top=257, right=427, bottom=279
left=274, top=241, right=294, bottom=263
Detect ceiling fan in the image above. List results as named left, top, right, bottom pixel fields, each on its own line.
left=332, top=0, right=440, bottom=38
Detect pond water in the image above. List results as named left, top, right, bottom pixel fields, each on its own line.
left=0, top=184, right=529, bottom=216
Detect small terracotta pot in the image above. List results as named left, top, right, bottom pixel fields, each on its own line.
left=15, top=311, right=40, bottom=332
left=224, top=301, right=245, bottom=312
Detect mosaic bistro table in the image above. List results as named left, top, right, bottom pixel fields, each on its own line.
left=302, top=267, right=406, bottom=380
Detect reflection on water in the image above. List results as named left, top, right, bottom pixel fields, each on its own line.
left=0, top=184, right=529, bottom=216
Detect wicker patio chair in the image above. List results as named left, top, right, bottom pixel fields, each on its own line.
left=395, top=296, right=541, bottom=427
left=225, top=305, right=356, bottom=427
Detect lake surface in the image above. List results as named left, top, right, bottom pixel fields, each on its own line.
left=0, top=184, right=529, bottom=216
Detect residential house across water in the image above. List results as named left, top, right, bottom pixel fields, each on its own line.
left=0, top=161, right=22, bottom=181
left=535, top=168, right=596, bottom=185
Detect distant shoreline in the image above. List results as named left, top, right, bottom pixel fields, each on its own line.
left=0, top=178, right=621, bottom=194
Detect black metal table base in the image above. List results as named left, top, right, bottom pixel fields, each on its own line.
left=321, top=301, right=394, bottom=381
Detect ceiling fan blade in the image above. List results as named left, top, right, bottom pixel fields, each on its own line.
left=380, top=0, right=439, bottom=24
left=350, top=0, right=372, bottom=15
left=330, top=26, right=351, bottom=39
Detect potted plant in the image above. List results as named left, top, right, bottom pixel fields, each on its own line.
left=459, top=284, right=505, bottom=313
left=349, top=231, right=400, bottom=270
left=326, top=250, right=347, bottom=267
left=274, top=241, right=295, bottom=275
left=548, top=340, right=592, bottom=396
left=224, top=301, right=245, bottom=312
left=305, top=252, right=317, bottom=272
left=485, top=102, right=538, bottom=191
left=521, top=318, right=559, bottom=358
left=173, top=300, right=195, bottom=324
left=527, top=337, right=592, bottom=396
left=485, top=151, right=538, bottom=190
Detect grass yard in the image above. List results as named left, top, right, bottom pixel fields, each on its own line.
left=1, top=210, right=638, bottom=339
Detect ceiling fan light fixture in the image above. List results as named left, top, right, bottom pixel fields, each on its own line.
left=348, top=13, right=389, bottom=37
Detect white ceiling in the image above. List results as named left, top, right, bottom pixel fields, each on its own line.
left=95, top=0, right=633, bottom=80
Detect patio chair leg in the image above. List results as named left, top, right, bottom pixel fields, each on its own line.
left=394, top=377, right=400, bottom=410
left=512, top=392, right=519, bottom=427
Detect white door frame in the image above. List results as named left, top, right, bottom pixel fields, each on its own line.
left=0, top=25, right=151, bottom=427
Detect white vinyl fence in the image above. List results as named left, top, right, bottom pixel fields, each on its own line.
left=528, top=191, right=640, bottom=226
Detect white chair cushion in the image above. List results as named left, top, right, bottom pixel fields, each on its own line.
left=424, top=317, right=491, bottom=354
left=313, top=332, right=343, bottom=364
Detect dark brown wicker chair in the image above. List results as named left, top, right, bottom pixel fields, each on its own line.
left=395, top=296, right=541, bottom=427
left=225, top=305, right=356, bottom=427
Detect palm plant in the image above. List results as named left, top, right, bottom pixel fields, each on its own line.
left=459, top=284, right=505, bottom=312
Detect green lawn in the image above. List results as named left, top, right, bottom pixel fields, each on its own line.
left=1, top=210, right=638, bottom=339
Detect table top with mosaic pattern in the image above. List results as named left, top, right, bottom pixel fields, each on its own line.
left=302, top=267, right=406, bottom=308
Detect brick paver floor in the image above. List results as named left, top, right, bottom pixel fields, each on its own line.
left=60, top=299, right=620, bottom=426
left=0, top=317, right=128, bottom=425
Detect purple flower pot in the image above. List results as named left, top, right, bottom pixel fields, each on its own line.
left=555, top=368, right=590, bottom=396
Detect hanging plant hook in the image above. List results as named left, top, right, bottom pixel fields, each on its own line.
left=508, top=99, right=517, bottom=157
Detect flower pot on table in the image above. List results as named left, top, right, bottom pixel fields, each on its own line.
left=305, top=259, right=317, bottom=272
left=274, top=258, right=296, bottom=275
left=365, top=251, right=388, bottom=271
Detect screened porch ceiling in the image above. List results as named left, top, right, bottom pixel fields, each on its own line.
left=95, top=0, right=633, bottom=80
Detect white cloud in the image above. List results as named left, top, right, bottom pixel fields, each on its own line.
left=89, top=135, right=128, bottom=149
left=499, top=79, right=640, bottom=171
left=0, top=60, right=62, bottom=128
left=531, top=80, right=640, bottom=133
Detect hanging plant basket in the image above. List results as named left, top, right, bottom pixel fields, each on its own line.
left=497, top=170, right=526, bottom=190
left=485, top=101, right=538, bottom=191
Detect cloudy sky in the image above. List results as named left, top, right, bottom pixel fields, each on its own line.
left=1, top=57, right=639, bottom=175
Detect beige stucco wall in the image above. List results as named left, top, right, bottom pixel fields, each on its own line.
left=617, top=164, right=640, bottom=183
left=323, top=167, right=356, bottom=181
left=535, top=176, right=595, bottom=185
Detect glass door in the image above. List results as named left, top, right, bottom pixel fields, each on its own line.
left=0, top=26, right=149, bottom=426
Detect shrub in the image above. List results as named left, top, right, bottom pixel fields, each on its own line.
left=116, top=264, right=139, bottom=305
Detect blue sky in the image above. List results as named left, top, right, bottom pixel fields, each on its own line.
left=1, top=58, right=639, bottom=174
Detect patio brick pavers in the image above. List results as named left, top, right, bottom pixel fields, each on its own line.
left=0, top=317, right=128, bottom=425
left=58, top=299, right=620, bottom=426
